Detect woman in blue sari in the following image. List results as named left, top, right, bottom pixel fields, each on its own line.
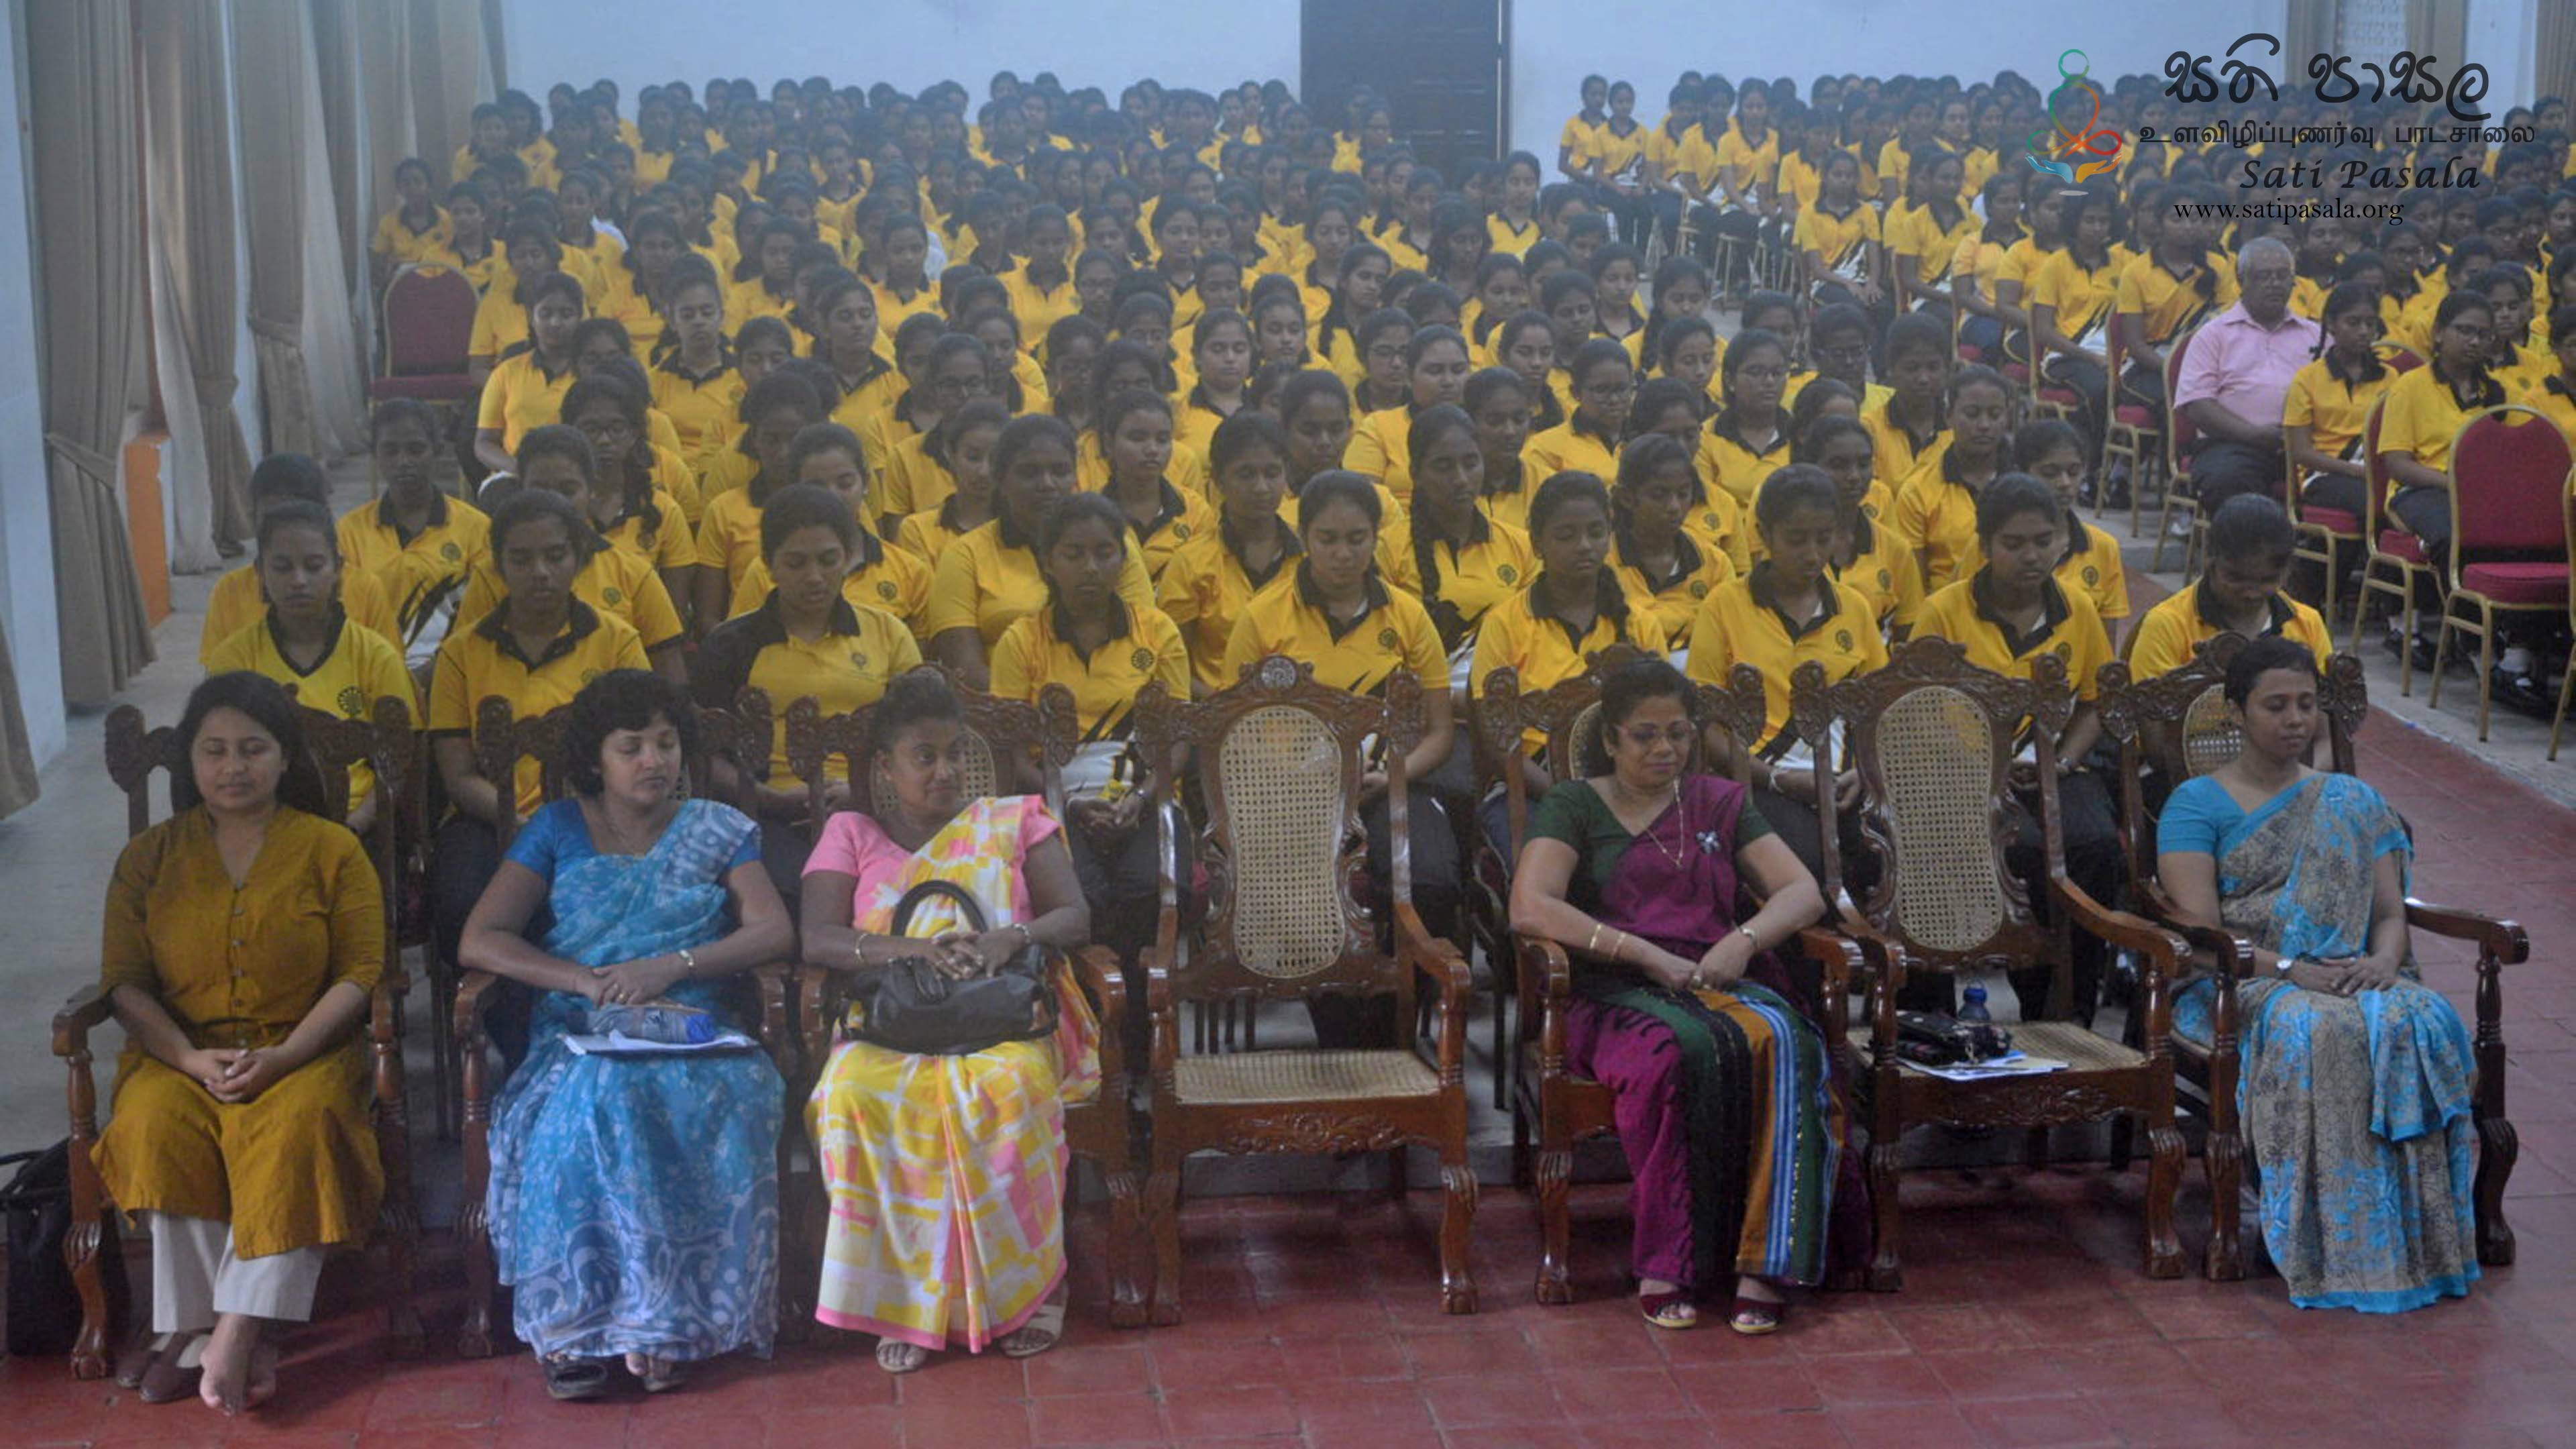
left=2158, top=637, right=2479, bottom=1313
left=461, top=669, right=796, bottom=1396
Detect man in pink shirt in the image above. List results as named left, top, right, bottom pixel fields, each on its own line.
left=2169, top=237, right=2318, bottom=512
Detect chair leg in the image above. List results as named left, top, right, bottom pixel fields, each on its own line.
left=1438, top=1148, right=1480, bottom=1316
left=1532, top=1125, right=1574, bottom=1305
left=61, top=1035, right=119, bottom=1379
left=2550, top=642, right=2575, bottom=761
left=2396, top=588, right=2419, bottom=697
left=2204, top=1118, right=2246, bottom=1282
left=2473, top=959, right=2518, bottom=1267
left=2145, top=1115, right=2188, bottom=1280
left=428, top=963, right=458, bottom=1141
left=1866, top=1136, right=1904, bottom=1291
left=1491, top=985, right=1509, bottom=1111
left=1101, top=1121, right=1150, bottom=1329
left=1145, top=1150, right=1184, bottom=1327
left=455, top=1040, right=497, bottom=1358
left=2473, top=603, right=2496, bottom=742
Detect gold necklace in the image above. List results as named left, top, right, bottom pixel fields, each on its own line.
left=1616, top=780, right=1688, bottom=869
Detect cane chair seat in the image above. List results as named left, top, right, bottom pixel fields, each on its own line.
left=1175, top=1048, right=1443, bottom=1104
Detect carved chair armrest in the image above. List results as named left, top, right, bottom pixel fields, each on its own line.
left=453, top=970, right=507, bottom=1056
left=1072, top=945, right=1128, bottom=1035
left=1397, top=902, right=1474, bottom=1083
left=796, top=964, right=845, bottom=1080
left=1513, top=932, right=1576, bottom=1077
left=747, top=962, right=796, bottom=1074
left=53, top=983, right=113, bottom=1059
left=2405, top=901, right=2529, bottom=965
left=1797, top=926, right=1863, bottom=1051
left=2051, top=877, right=2188, bottom=977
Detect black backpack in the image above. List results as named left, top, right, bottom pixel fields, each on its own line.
left=2, top=1143, right=78, bottom=1357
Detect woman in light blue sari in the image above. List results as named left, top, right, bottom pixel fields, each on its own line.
left=462, top=670, right=796, bottom=1397
left=2158, top=637, right=2478, bottom=1313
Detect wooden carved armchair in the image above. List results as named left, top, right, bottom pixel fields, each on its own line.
left=1135, top=657, right=1478, bottom=1322
left=53, top=700, right=423, bottom=1377
left=1789, top=639, right=2192, bottom=1289
left=777, top=674, right=1150, bottom=1330
left=453, top=696, right=798, bottom=1357
left=2098, top=637, right=2528, bottom=1277
left=1480, top=659, right=1862, bottom=1303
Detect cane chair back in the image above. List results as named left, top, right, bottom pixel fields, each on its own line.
left=776, top=673, right=1076, bottom=841
left=1796, top=638, right=2067, bottom=971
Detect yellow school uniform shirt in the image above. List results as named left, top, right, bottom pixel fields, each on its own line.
left=693, top=593, right=922, bottom=778
left=649, top=354, right=747, bottom=494
left=1913, top=572, right=2113, bottom=704
left=2126, top=584, right=2333, bottom=682
left=1988, top=237, right=2048, bottom=301
left=2513, top=374, right=2576, bottom=449
left=1891, top=442, right=1989, bottom=591
left=1380, top=505, right=1538, bottom=656
left=2284, top=357, right=2399, bottom=465
left=1864, top=397, right=1950, bottom=489
left=373, top=208, right=451, bottom=265
left=1950, top=228, right=2022, bottom=304
left=2030, top=248, right=2127, bottom=350
left=828, top=355, right=903, bottom=447
left=727, top=277, right=796, bottom=326
left=205, top=612, right=418, bottom=806
left=2055, top=521, right=2130, bottom=623
left=1077, top=431, right=1210, bottom=497
left=2376, top=364, right=2496, bottom=478
left=1468, top=576, right=1672, bottom=749
left=428, top=601, right=649, bottom=815
left=2114, top=252, right=2239, bottom=346
left=1796, top=201, right=1879, bottom=282
left=1115, top=480, right=1219, bottom=584
left=335, top=493, right=490, bottom=646
left=989, top=600, right=1191, bottom=743
left=1342, top=405, right=1419, bottom=498
left=597, top=490, right=698, bottom=575
left=469, top=287, right=533, bottom=360
left=2288, top=275, right=2328, bottom=322
left=923, top=515, right=1157, bottom=648
left=1831, top=509, right=1925, bottom=633
left=1684, top=564, right=1888, bottom=754
left=559, top=229, right=625, bottom=292
left=420, top=239, right=507, bottom=297
left=895, top=501, right=982, bottom=564
left=878, top=431, right=963, bottom=520
left=1713, top=123, right=1780, bottom=199
left=1776, top=152, right=1825, bottom=213
left=475, top=351, right=576, bottom=453
left=1876, top=138, right=1911, bottom=195
left=1171, top=390, right=1240, bottom=478
left=1487, top=213, right=1541, bottom=258
left=1611, top=527, right=1737, bottom=645
left=1524, top=419, right=1621, bottom=485
left=1222, top=566, right=1447, bottom=696
left=1694, top=413, right=1794, bottom=508
left=2493, top=341, right=2553, bottom=398
left=1587, top=122, right=1652, bottom=189
left=199, top=565, right=398, bottom=668
left=1560, top=114, right=1607, bottom=168
left=1964, top=146, right=2000, bottom=197
left=1646, top=122, right=1705, bottom=191
left=454, top=541, right=685, bottom=651
left=1003, top=267, right=1081, bottom=341
left=1155, top=516, right=1305, bottom=690
left=873, top=280, right=941, bottom=335
left=1886, top=201, right=1978, bottom=290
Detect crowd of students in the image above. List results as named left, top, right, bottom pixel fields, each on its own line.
left=96, top=60, right=2565, bottom=1415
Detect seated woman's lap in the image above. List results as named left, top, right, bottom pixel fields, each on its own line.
left=99, top=1048, right=377, bottom=1235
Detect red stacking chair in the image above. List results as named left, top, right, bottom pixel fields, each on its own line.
left=2148, top=323, right=2195, bottom=572
left=2108, top=319, right=2167, bottom=547
left=2347, top=396, right=2443, bottom=696
left=2553, top=486, right=2576, bottom=761
left=372, top=263, right=479, bottom=406
left=2426, top=405, right=2573, bottom=740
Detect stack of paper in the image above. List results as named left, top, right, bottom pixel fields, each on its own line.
left=561, top=1030, right=758, bottom=1057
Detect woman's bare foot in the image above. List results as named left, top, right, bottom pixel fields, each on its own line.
left=875, top=1340, right=930, bottom=1373
left=1638, top=1277, right=1698, bottom=1329
left=998, top=1289, right=1068, bottom=1358
left=196, top=1316, right=262, bottom=1415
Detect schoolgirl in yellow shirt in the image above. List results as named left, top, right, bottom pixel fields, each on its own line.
left=2286, top=282, right=2400, bottom=523
left=470, top=221, right=580, bottom=383
left=371, top=158, right=450, bottom=290
left=896, top=400, right=1008, bottom=564
left=1096, top=388, right=1217, bottom=584
left=1344, top=326, right=1475, bottom=501
left=472, top=272, right=585, bottom=475
left=559, top=374, right=699, bottom=611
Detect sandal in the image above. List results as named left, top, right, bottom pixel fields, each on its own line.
left=543, top=1356, right=610, bottom=1401
left=624, top=1352, right=688, bottom=1393
left=876, top=1340, right=930, bottom=1374
left=1638, top=1291, right=1699, bottom=1330
left=121, top=1334, right=204, bottom=1403
left=1727, top=1293, right=1786, bottom=1336
left=998, top=1296, right=1067, bottom=1359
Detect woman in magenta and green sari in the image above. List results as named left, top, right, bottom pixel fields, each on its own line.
left=1509, top=658, right=1860, bottom=1334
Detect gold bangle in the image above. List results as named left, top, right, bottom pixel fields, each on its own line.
left=677, top=947, right=698, bottom=978
left=1586, top=922, right=1605, bottom=957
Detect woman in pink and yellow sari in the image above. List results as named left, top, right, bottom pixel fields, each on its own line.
left=798, top=672, right=1101, bottom=1375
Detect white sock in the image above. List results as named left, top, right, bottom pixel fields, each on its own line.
left=2498, top=646, right=2534, bottom=676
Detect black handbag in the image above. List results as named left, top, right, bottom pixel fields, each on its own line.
left=848, top=879, right=1057, bottom=1056
left=3, top=1142, right=76, bottom=1357
left=1894, top=1011, right=2014, bottom=1067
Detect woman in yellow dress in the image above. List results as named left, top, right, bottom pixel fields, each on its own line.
left=93, top=673, right=385, bottom=1414
left=800, top=672, right=1099, bottom=1373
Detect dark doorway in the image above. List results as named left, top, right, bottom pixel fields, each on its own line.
left=1300, top=0, right=1507, bottom=181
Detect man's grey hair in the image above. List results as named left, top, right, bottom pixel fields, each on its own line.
left=2237, top=236, right=2294, bottom=269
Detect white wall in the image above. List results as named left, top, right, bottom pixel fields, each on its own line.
left=2464, top=0, right=2539, bottom=112
left=0, top=0, right=63, bottom=769
left=1505, top=2, right=2290, bottom=163
left=502, top=0, right=1299, bottom=119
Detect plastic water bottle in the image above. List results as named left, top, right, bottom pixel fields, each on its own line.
left=1958, top=983, right=1992, bottom=1023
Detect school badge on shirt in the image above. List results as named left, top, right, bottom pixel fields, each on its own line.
left=1130, top=647, right=1155, bottom=672
left=1377, top=627, right=1399, bottom=651
left=337, top=686, right=367, bottom=716
left=849, top=651, right=869, bottom=672
left=1497, top=565, right=1519, bottom=585
left=1836, top=629, right=1855, bottom=652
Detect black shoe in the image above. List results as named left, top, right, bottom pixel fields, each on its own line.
left=2492, top=668, right=2555, bottom=717
left=2380, top=627, right=2406, bottom=660
left=2409, top=637, right=2442, bottom=674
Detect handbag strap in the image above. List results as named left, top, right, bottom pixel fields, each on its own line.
left=890, top=877, right=990, bottom=936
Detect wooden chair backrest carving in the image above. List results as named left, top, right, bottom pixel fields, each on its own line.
left=1136, top=656, right=1422, bottom=1009
left=1790, top=637, right=2074, bottom=972
left=472, top=695, right=739, bottom=850
left=2096, top=639, right=2367, bottom=891
left=776, top=671, right=1078, bottom=842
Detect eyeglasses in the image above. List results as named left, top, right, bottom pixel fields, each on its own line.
left=1814, top=342, right=1868, bottom=363
left=1617, top=722, right=1697, bottom=749
left=1734, top=364, right=1789, bottom=382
